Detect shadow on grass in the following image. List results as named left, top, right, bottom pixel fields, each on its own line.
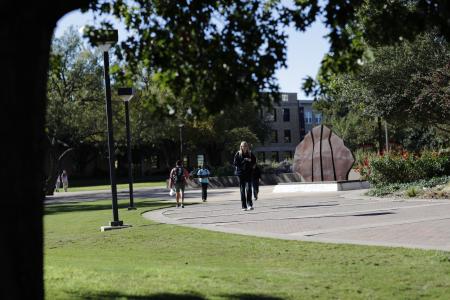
left=76, top=291, right=205, bottom=299
left=222, top=294, right=284, bottom=300
left=44, top=200, right=169, bottom=215
left=74, top=291, right=284, bottom=300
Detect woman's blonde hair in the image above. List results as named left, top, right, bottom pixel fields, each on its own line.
left=238, top=141, right=250, bottom=155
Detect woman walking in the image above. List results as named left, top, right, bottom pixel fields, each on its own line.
left=233, top=141, right=256, bottom=211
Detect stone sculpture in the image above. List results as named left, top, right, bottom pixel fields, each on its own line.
left=293, top=125, right=354, bottom=182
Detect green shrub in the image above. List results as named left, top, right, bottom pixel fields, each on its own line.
left=405, top=186, right=419, bottom=197
left=368, top=151, right=450, bottom=185
left=260, top=160, right=292, bottom=174
left=367, top=175, right=450, bottom=197
left=353, top=150, right=378, bottom=180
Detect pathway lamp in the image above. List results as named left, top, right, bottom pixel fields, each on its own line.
left=89, top=29, right=127, bottom=230
left=118, top=87, right=136, bottom=210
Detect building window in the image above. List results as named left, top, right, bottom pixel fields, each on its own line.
left=257, top=152, right=265, bottom=163
left=284, top=130, right=291, bottom=143
left=281, top=94, right=289, bottom=102
left=299, top=107, right=305, bottom=139
left=315, top=113, right=322, bottom=124
left=273, top=108, right=277, bottom=122
left=283, top=108, right=290, bottom=122
left=305, top=111, right=312, bottom=124
left=272, top=130, right=278, bottom=143
left=271, top=151, right=279, bottom=162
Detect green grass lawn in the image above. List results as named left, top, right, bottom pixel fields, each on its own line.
left=64, top=181, right=166, bottom=192
left=45, top=198, right=450, bottom=299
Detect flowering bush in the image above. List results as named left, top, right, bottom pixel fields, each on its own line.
left=368, top=150, right=450, bottom=185
left=353, top=150, right=378, bottom=180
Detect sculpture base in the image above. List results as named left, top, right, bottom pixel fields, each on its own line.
left=273, top=180, right=370, bottom=193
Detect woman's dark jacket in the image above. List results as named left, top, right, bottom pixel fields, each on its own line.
left=233, top=151, right=256, bottom=179
left=253, top=165, right=261, bottom=180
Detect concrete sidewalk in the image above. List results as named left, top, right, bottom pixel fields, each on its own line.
left=143, top=186, right=450, bottom=252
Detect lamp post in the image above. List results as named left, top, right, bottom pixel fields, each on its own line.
left=90, top=29, right=123, bottom=228
left=118, top=87, right=136, bottom=210
left=384, top=120, right=389, bottom=153
left=178, top=123, right=184, bottom=160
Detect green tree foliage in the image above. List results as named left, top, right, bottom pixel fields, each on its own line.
left=312, top=74, right=379, bottom=150
left=47, top=29, right=271, bottom=172
left=301, top=0, right=450, bottom=97
left=45, top=27, right=108, bottom=193
left=112, top=65, right=182, bottom=168
left=356, top=32, right=450, bottom=125
left=46, top=27, right=106, bottom=146
left=314, top=31, right=450, bottom=151
left=85, top=0, right=290, bottom=118
left=224, top=127, right=260, bottom=155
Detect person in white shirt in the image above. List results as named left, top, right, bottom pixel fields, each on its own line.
left=61, top=170, right=69, bottom=192
left=197, top=165, right=210, bottom=202
left=55, top=174, right=61, bottom=192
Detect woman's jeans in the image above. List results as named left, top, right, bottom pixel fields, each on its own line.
left=201, top=183, right=208, bottom=200
left=252, top=179, right=259, bottom=199
left=239, top=176, right=253, bottom=209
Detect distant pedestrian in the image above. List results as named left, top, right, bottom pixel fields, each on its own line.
left=252, top=164, right=261, bottom=201
left=55, top=173, right=61, bottom=192
left=169, top=160, right=190, bottom=208
left=197, top=164, right=210, bottom=202
left=233, top=141, right=256, bottom=211
left=61, top=170, right=69, bottom=192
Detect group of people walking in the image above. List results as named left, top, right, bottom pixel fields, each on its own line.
left=168, top=141, right=261, bottom=211
left=55, top=170, right=69, bottom=192
left=169, top=160, right=211, bottom=208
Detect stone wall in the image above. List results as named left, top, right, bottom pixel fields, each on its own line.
left=170, top=173, right=303, bottom=188
left=167, top=170, right=361, bottom=189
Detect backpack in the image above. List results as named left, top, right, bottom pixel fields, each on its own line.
left=172, top=167, right=185, bottom=184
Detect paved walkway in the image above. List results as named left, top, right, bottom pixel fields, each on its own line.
left=142, top=186, right=450, bottom=252
left=47, top=185, right=450, bottom=251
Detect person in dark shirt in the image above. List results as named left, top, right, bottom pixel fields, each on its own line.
left=169, top=160, right=190, bottom=208
left=233, top=141, right=256, bottom=211
left=252, top=164, right=261, bottom=200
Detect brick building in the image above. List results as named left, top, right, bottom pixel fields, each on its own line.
left=253, top=93, right=322, bottom=163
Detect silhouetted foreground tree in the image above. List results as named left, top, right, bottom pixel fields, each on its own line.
left=2, top=1, right=450, bottom=299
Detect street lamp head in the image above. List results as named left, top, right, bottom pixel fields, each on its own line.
left=178, top=123, right=184, bottom=128
left=118, top=87, right=134, bottom=102
left=86, top=29, right=118, bottom=52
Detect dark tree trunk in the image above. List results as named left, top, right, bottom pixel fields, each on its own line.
left=0, top=2, right=90, bottom=299
left=45, top=147, right=74, bottom=196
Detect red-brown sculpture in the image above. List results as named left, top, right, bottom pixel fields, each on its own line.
left=293, top=125, right=354, bottom=182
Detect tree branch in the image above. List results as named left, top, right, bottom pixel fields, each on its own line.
left=434, top=124, right=450, bottom=134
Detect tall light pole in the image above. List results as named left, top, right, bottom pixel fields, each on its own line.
left=118, top=87, right=136, bottom=210
left=179, top=123, right=184, bottom=160
left=88, top=29, right=127, bottom=230
left=384, top=120, right=389, bottom=153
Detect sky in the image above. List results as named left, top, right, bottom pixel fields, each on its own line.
left=55, top=9, right=330, bottom=100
